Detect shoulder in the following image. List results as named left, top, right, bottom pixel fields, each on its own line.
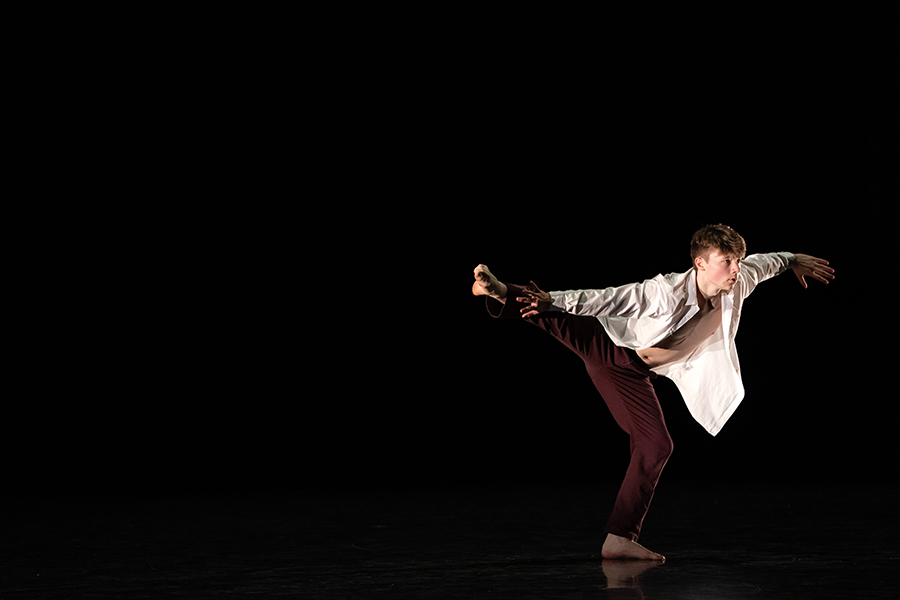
left=661, top=269, right=692, bottom=291
left=643, top=270, right=691, bottom=307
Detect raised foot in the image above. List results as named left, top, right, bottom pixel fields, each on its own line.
left=472, top=264, right=507, bottom=300
left=601, top=534, right=665, bottom=562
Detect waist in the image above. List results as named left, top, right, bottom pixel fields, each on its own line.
left=637, top=346, right=691, bottom=370
left=623, top=348, right=657, bottom=379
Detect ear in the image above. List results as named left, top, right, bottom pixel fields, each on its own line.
left=694, top=255, right=706, bottom=271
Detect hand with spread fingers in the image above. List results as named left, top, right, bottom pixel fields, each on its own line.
left=791, top=254, right=835, bottom=289
left=518, top=281, right=552, bottom=317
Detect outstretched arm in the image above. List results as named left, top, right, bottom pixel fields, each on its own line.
left=790, top=254, right=835, bottom=289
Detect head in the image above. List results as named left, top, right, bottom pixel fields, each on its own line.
left=690, top=224, right=746, bottom=292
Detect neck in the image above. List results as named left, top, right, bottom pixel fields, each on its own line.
left=695, top=270, right=722, bottom=303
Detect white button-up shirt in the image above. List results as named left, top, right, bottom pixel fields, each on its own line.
left=549, top=252, right=795, bottom=436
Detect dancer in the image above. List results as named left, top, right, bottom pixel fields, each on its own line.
left=472, top=224, right=834, bottom=560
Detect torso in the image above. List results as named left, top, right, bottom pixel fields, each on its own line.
left=638, top=295, right=723, bottom=369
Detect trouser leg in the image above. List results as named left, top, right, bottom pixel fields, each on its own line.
left=486, top=285, right=673, bottom=541
left=585, top=363, right=673, bottom=540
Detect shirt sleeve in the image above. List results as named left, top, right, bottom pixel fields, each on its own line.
left=549, top=277, right=668, bottom=319
left=739, top=252, right=795, bottom=298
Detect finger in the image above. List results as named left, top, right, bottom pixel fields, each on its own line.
left=528, top=280, right=544, bottom=293
left=521, top=309, right=537, bottom=318
left=795, top=271, right=808, bottom=289
left=813, top=265, right=835, bottom=278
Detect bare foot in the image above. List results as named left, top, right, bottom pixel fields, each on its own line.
left=601, top=533, right=665, bottom=562
left=472, top=264, right=508, bottom=301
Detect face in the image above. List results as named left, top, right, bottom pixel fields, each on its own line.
left=698, top=250, right=742, bottom=292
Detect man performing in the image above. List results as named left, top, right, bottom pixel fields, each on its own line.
left=472, top=224, right=834, bottom=561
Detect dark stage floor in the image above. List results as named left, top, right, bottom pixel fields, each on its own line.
left=2, top=481, right=898, bottom=599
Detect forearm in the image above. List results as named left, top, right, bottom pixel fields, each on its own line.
left=549, top=288, right=616, bottom=317
left=549, top=279, right=658, bottom=319
left=742, top=252, right=795, bottom=282
left=772, top=251, right=795, bottom=275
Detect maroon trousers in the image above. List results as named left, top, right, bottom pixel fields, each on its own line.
left=487, top=284, right=673, bottom=541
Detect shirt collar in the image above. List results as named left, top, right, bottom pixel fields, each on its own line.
left=686, top=269, right=698, bottom=307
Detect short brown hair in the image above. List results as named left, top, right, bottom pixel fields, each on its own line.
left=690, top=224, right=746, bottom=267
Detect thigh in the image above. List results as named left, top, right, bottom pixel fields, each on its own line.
left=585, top=363, right=668, bottom=440
left=487, top=283, right=626, bottom=366
left=529, top=311, right=635, bottom=370
left=487, top=284, right=661, bottom=435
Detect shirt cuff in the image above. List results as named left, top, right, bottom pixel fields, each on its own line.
left=548, top=291, right=566, bottom=312
left=783, top=252, right=796, bottom=270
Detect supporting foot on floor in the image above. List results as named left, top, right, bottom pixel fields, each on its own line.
left=601, top=533, right=665, bottom=561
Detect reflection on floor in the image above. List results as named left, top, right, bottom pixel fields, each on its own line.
left=1, top=481, right=898, bottom=599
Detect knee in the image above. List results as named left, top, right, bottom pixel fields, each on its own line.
left=659, top=435, right=674, bottom=462
left=637, top=433, right=673, bottom=468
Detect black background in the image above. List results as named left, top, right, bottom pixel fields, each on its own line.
left=8, top=7, right=889, bottom=498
